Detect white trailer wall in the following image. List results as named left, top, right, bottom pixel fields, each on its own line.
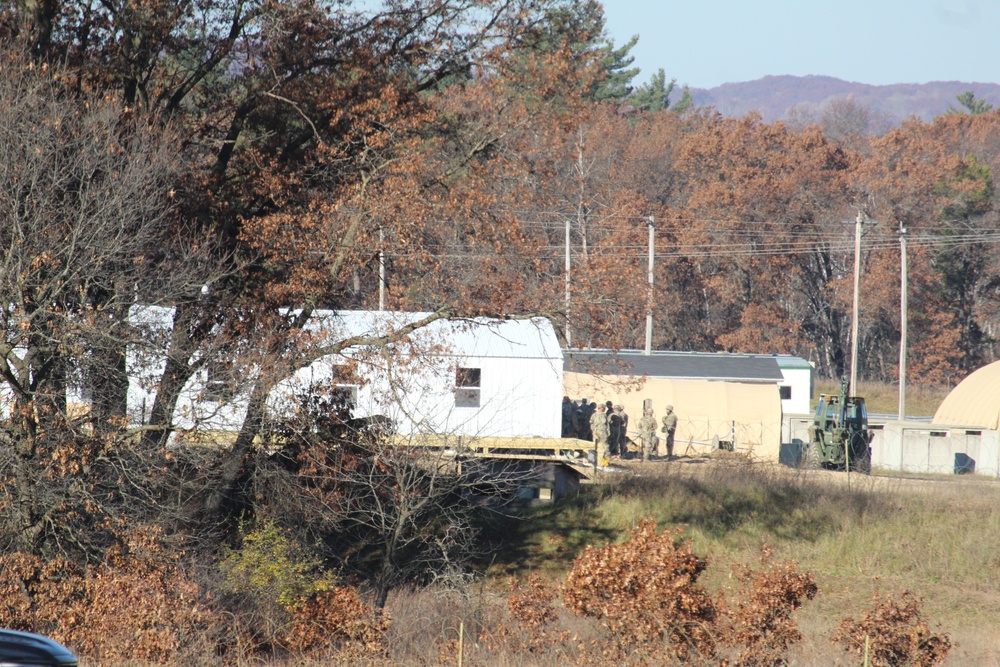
left=277, top=349, right=562, bottom=438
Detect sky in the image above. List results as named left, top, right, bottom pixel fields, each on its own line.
left=600, top=0, right=1000, bottom=90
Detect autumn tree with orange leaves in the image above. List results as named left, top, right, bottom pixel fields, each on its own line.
left=0, top=0, right=619, bottom=529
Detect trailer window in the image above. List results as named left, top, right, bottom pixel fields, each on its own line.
left=455, top=367, right=481, bottom=408
left=331, top=365, right=359, bottom=408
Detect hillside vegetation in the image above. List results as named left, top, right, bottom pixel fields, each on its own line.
left=454, top=461, right=1000, bottom=666
left=5, top=1, right=1000, bottom=664
left=691, top=74, right=1000, bottom=123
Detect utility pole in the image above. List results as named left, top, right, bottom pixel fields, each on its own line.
left=645, top=216, right=654, bottom=355
left=565, top=214, right=572, bottom=346
left=849, top=211, right=866, bottom=394
left=898, top=221, right=909, bottom=420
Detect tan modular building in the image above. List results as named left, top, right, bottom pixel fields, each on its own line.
left=564, top=351, right=784, bottom=461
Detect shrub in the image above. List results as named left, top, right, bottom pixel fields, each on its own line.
left=219, top=517, right=336, bottom=607
left=719, top=544, right=818, bottom=667
left=832, top=590, right=951, bottom=667
left=563, top=517, right=717, bottom=662
left=502, top=574, right=562, bottom=654
left=281, top=586, right=389, bottom=656
left=0, top=524, right=217, bottom=664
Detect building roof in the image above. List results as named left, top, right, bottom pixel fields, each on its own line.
left=312, top=311, right=563, bottom=360
left=934, top=360, right=1000, bottom=429
left=130, top=306, right=563, bottom=360
left=564, top=350, right=784, bottom=382
left=746, top=353, right=813, bottom=370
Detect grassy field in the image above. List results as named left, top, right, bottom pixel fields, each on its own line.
left=453, top=458, right=1000, bottom=666
left=813, top=379, right=951, bottom=417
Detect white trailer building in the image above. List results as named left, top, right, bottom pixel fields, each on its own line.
left=128, top=308, right=564, bottom=439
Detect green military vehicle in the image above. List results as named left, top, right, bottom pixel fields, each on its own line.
left=805, top=377, right=873, bottom=473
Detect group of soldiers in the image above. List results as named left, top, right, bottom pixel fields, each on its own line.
left=561, top=397, right=678, bottom=463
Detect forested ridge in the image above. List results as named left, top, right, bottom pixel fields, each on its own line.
left=0, top=0, right=997, bottom=662
left=691, top=74, right=1000, bottom=124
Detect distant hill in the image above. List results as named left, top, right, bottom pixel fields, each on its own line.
left=688, top=75, right=1000, bottom=125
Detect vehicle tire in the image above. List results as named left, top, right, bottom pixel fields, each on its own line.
left=804, top=442, right=822, bottom=469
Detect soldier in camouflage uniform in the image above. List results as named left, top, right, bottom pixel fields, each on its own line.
left=661, top=405, right=678, bottom=459
left=614, top=404, right=629, bottom=457
left=608, top=404, right=625, bottom=457
left=637, top=408, right=658, bottom=461
left=590, top=403, right=610, bottom=463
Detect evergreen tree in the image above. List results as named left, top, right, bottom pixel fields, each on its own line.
left=593, top=35, right=640, bottom=101
left=630, top=69, right=676, bottom=112
left=947, top=91, right=994, bottom=115
left=516, top=0, right=639, bottom=101
left=671, top=86, right=694, bottom=114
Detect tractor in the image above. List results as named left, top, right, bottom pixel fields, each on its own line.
left=805, top=377, right=873, bottom=473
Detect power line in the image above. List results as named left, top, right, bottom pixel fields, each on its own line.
left=387, top=230, right=1000, bottom=260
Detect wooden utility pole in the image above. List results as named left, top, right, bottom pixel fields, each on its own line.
left=898, top=221, right=909, bottom=420
left=645, top=216, right=654, bottom=355
left=565, top=214, right=572, bottom=346
left=849, top=211, right=865, bottom=394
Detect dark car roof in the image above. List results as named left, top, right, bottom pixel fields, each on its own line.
left=564, top=350, right=784, bottom=382
left=0, top=629, right=78, bottom=666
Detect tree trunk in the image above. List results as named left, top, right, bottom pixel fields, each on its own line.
left=90, top=335, right=128, bottom=435
left=202, top=381, right=269, bottom=522
left=141, top=303, right=204, bottom=449
left=374, top=556, right=393, bottom=609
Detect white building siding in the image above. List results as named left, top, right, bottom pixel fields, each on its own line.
left=776, top=364, right=813, bottom=415
left=132, top=308, right=564, bottom=439
left=272, top=342, right=562, bottom=439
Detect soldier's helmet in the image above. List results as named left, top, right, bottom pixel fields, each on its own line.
left=666, top=405, right=674, bottom=411
left=614, top=404, right=623, bottom=411
left=597, top=404, right=606, bottom=411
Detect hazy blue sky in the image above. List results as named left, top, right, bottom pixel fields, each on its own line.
left=600, top=0, right=1000, bottom=89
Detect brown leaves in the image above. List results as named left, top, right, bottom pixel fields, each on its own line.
left=563, top=518, right=717, bottom=661
left=281, top=587, right=389, bottom=656
left=560, top=522, right=826, bottom=666
left=0, top=525, right=217, bottom=664
left=832, top=591, right=951, bottom=667
left=719, top=545, right=818, bottom=667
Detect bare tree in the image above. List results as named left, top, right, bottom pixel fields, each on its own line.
left=0, top=55, right=193, bottom=554
left=251, top=374, right=536, bottom=609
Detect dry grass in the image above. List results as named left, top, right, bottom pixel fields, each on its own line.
left=814, top=378, right=951, bottom=417
left=70, top=455, right=1000, bottom=666
left=467, top=458, right=1000, bottom=666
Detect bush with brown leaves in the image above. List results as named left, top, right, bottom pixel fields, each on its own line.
left=832, top=591, right=950, bottom=667
left=281, top=586, right=389, bottom=656
left=504, top=574, right=564, bottom=653
left=0, top=524, right=217, bottom=664
left=719, top=545, right=818, bottom=667
left=563, top=518, right=717, bottom=662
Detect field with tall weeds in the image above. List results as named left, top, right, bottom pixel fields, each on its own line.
left=416, top=459, right=1000, bottom=666
left=16, top=456, right=994, bottom=665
